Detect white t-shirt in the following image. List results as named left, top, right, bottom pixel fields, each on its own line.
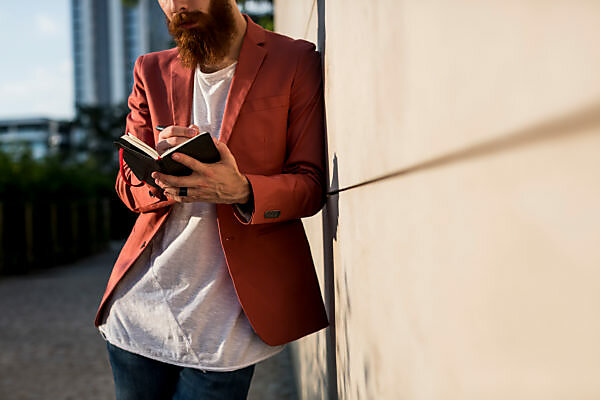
left=98, top=62, right=284, bottom=371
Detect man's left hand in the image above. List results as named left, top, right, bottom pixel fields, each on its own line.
left=151, top=140, right=250, bottom=204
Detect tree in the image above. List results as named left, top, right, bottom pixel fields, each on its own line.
left=122, top=0, right=139, bottom=7
left=73, top=103, right=129, bottom=171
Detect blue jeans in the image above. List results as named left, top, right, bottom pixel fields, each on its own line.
left=106, top=342, right=255, bottom=400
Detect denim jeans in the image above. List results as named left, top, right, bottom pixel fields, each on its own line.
left=106, top=342, right=255, bottom=400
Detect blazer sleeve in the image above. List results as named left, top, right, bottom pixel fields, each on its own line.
left=116, top=55, right=175, bottom=213
left=235, top=44, right=326, bottom=225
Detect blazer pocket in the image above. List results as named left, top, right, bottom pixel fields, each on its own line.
left=241, top=95, right=288, bottom=113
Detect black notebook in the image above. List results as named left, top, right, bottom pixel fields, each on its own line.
left=114, top=132, right=220, bottom=188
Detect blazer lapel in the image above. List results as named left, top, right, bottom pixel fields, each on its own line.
left=219, top=17, right=267, bottom=144
left=170, top=58, right=194, bottom=127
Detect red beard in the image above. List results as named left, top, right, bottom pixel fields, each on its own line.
left=167, top=0, right=237, bottom=69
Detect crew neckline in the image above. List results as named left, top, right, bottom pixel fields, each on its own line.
left=196, top=62, right=238, bottom=84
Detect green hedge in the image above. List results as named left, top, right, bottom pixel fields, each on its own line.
left=0, top=151, right=114, bottom=201
left=0, top=151, right=135, bottom=275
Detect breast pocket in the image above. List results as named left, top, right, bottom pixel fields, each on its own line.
left=240, top=95, right=288, bottom=113
left=231, top=95, right=289, bottom=174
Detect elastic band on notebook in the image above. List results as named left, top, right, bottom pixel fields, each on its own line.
left=119, top=148, right=145, bottom=187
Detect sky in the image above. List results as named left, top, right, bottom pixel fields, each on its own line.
left=0, top=1, right=73, bottom=120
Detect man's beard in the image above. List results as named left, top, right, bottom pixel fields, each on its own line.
left=167, top=0, right=237, bottom=69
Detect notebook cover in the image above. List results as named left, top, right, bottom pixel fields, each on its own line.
left=114, top=133, right=220, bottom=189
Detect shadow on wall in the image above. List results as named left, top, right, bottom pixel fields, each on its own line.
left=323, top=155, right=378, bottom=399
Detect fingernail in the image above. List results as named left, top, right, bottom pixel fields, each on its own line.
left=172, top=153, right=180, bottom=160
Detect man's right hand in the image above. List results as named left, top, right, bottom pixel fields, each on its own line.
left=156, top=125, right=199, bottom=155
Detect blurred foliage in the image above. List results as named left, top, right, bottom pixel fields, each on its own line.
left=256, top=15, right=273, bottom=31
left=0, top=146, right=136, bottom=272
left=75, top=103, right=128, bottom=143
left=122, top=0, right=139, bottom=7
left=74, top=103, right=129, bottom=172
left=0, top=148, right=133, bottom=273
left=0, top=149, right=114, bottom=203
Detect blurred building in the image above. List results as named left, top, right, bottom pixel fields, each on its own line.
left=71, top=0, right=172, bottom=108
left=70, top=0, right=274, bottom=108
left=0, top=118, right=71, bottom=159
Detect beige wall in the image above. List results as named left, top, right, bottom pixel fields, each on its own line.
left=273, top=0, right=318, bottom=43
left=276, top=1, right=600, bottom=399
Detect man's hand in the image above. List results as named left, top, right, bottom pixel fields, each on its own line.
left=151, top=139, right=251, bottom=205
left=156, top=125, right=199, bottom=155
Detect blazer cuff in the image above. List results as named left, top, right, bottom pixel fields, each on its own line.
left=237, top=174, right=286, bottom=225
left=233, top=176, right=255, bottom=224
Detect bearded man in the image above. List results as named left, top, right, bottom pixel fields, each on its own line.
left=94, top=0, right=328, bottom=399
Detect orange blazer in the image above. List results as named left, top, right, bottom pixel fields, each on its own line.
left=95, top=17, right=329, bottom=346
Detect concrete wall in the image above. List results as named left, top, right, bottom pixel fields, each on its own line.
left=275, top=1, right=600, bottom=399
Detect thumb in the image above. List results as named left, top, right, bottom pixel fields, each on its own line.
left=215, top=140, right=237, bottom=165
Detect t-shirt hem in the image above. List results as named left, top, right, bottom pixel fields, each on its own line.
left=100, top=332, right=285, bottom=372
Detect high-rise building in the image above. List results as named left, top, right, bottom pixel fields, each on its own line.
left=71, top=0, right=172, bottom=108
left=0, top=118, right=72, bottom=159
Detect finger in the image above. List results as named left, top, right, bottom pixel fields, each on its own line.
left=170, top=152, right=210, bottom=174
left=163, top=192, right=183, bottom=203
left=152, top=172, right=208, bottom=189
left=157, top=137, right=186, bottom=149
left=158, top=126, right=197, bottom=140
left=163, top=186, right=212, bottom=202
left=163, top=187, right=186, bottom=198
left=156, top=137, right=190, bottom=156
left=152, top=177, right=172, bottom=190
left=164, top=137, right=189, bottom=147
left=163, top=189, right=200, bottom=203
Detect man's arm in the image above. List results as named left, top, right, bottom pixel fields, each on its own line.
left=240, top=45, right=326, bottom=224
left=116, top=55, right=174, bottom=213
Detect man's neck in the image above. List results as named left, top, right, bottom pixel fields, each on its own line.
left=199, top=12, right=247, bottom=74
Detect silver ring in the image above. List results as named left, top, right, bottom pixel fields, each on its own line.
left=178, top=187, right=188, bottom=197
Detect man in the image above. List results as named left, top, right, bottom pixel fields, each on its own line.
left=95, top=0, right=328, bottom=398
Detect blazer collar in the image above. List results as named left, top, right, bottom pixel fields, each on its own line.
left=170, top=15, right=267, bottom=144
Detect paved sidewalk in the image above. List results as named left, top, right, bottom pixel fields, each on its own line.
left=0, top=242, right=298, bottom=400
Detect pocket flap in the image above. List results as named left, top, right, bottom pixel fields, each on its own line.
left=242, top=95, right=288, bottom=113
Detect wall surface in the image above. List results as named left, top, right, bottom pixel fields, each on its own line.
left=273, top=0, right=318, bottom=45
left=276, top=1, right=600, bottom=399
left=274, top=3, right=332, bottom=399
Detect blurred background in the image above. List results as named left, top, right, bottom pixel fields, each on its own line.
left=0, top=2, right=291, bottom=400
